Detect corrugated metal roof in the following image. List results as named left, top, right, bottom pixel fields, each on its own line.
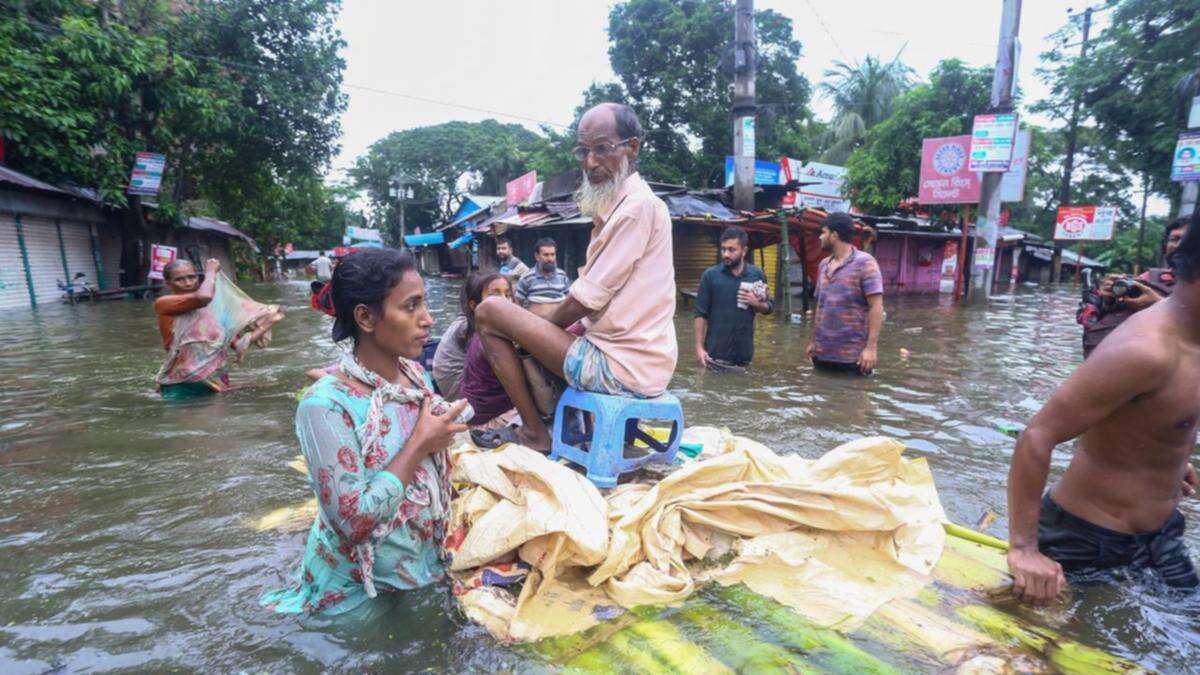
left=186, top=216, right=259, bottom=252
left=0, top=166, right=100, bottom=203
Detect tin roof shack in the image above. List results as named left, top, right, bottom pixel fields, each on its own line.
left=144, top=211, right=259, bottom=283
left=856, top=214, right=964, bottom=295
left=0, top=166, right=120, bottom=309
left=1020, top=237, right=1106, bottom=284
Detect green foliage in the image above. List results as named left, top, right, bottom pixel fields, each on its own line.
left=817, top=54, right=915, bottom=164
left=1036, top=0, right=1200, bottom=200
left=349, top=120, right=545, bottom=240
left=606, top=0, right=814, bottom=186
left=843, top=60, right=993, bottom=214
left=0, top=0, right=347, bottom=252
left=1096, top=215, right=1167, bottom=273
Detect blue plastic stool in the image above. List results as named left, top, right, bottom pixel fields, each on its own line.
left=550, top=387, right=683, bottom=488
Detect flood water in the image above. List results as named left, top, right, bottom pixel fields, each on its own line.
left=1, top=278, right=1197, bottom=672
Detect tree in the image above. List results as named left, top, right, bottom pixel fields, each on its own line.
left=605, top=0, right=814, bottom=186
left=349, top=120, right=545, bottom=241
left=817, top=54, right=915, bottom=164
left=1037, top=0, right=1200, bottom=204
left=0, top=0, right=347, bottom=277
left=843, top=60, right=993, bottom=214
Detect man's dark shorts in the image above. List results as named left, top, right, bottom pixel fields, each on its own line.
left=812, top=358, right=867, bottom=375
left=1038, top=494, right=1199, bottom=589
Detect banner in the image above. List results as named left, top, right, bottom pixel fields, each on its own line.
left=506, top=171, right=538, bottom=205
left=969, top=113, right=1018, bottom=172
left=148, top=244, right=177, bottom=281
left=1054, top=206, right=1117, bottom=241
left=939, top=240, right=959, bottom=293
left=724, top=157, right=781, bottom=187
left=780, top=159, right=850, bottom=211
left=918, top=136, right=980, bottom=204
left=128, top=152, right=166, bottom=196
left=1171, top=131, right=1200, bottom=183
left=999, top=129, right=1032, bottom=203
left=345, top=225, right=382, bottom=242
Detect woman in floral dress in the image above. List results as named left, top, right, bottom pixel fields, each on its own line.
left=262, top=248, right=471, bottom=617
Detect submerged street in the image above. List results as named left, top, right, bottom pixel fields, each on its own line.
left=1, top=280, right=1196, bottom=672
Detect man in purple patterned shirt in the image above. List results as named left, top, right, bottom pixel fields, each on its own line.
left=806, top=212, right=884, bottom=375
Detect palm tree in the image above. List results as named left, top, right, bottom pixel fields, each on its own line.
left=817, top=53, right=916, bottom=164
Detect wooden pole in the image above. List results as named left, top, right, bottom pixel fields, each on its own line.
left=954, top=208, right=970, bottom=303
left=777, top=211, right=792, bottom=321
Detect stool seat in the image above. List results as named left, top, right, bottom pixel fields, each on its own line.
left=550, top=387, right=683, bottom=488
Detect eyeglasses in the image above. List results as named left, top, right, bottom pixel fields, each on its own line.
left=572, top=138, right=635, bottom=162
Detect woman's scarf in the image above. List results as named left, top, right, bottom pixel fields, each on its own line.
left=337, top=352, right=471, bottom=598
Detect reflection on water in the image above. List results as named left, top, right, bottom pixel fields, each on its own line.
left=0, top=279, right=1196, bottom=671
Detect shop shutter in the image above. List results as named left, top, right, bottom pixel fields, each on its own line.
left=673, top=226, right=719, bottom=294
left=0, top=216, right=30, bottom=309
left=60, top=221, right=97, bottom=284
left=20, top=216, right=65, bottom=305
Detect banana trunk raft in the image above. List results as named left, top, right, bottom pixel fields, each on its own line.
left=254, top=431, right=1148, bottom=674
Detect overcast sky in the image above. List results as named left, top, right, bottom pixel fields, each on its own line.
left=331, top=0, right=1105, bottom=180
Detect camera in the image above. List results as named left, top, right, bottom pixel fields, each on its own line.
left=1111, top=277, right=1143, bottom=299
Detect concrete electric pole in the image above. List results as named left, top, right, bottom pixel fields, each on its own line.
left=973, top=0, right=1022, bottom=301
left=392, top=173, right=409, bottom=249
left=1181, top=95, right=1200, bottom=218
left=1052, top=6, right=1092, bottom=283
left=732, top=0, right=756, bottom=212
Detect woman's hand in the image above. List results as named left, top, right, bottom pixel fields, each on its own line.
left=408, top=396, right=469, bottom=457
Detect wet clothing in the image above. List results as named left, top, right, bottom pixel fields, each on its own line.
left=563, top=336, right=640, bottom=397
left=570, top=172, right=677, bottom=397
left=154, top=293, right=208, bottom=351
left=812, top=358, right=865, bottom=375
left=812, top=248, right=883, bottom=365
left=695, top=263, right=772, bottom=367
left=498, top=257, right=530, bottom=284
left=261, top=355, right=469, bottom=616
left=160, top=377, right=227, bottom=401
left=432, top=316, right=468, bottom=401
left=314, top=255, right=333, bottom=282
left=462, top=333, right=514, bottom=426
left=1079, top=268, right=1176, bottom=358
left=515, top=267, right=571, bottom=305
left=1038, top=494, right=1198, bottom=589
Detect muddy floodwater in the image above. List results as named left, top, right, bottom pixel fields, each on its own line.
left=1, top=279, right=1197, bottom=672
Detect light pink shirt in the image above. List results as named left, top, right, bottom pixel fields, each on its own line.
left=570, top=172, right=677, bottom=396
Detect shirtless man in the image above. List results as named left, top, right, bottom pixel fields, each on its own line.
left=474, top=102, right=677, bottom=450
left=1007, top=210, right=1200, bottom=604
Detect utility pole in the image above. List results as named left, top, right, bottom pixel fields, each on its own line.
left=1053, top=6, right=1092, bottom=283
left=392, top=173, right=409, bottom=249
left=1135, top=171, right=1150, bottom=273
left=973, top=0, right=1022, bottom=300
left=732, top=0, right=756, bottom=212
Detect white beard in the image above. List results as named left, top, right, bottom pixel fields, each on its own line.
left=575, top=156, right=631, bottom=218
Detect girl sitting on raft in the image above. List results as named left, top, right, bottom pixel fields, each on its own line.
left=460, top=273, right=520, bottom=434
left=262, top=248, right=471, bottom=617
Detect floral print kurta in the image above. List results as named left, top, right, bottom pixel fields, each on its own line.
left=262, top=359, right=452, bottom=616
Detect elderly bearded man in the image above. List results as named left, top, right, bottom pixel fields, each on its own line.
left=474, top=102, right=677, bottom=451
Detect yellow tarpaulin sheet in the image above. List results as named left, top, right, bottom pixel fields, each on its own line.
left=446, top=428, right=947, bottom=643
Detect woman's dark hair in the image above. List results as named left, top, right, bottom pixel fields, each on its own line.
left=330, top=248, right=418, bottom=343
left=1169, top=209, right=1200, bottom=282
left=461, top=271, right=508, bottom=338
left=822, top=211, right=856, bottom=244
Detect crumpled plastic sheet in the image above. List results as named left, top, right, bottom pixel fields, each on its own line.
left=444, top=427, right=947, bottom=643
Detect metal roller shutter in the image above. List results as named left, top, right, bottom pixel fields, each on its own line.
left=99, top=226, right=122, bottom=289
left=0, top=216, right=31, bottom=309
left=755, top=243, right=778, bottom=296
left=20, top=216, right=64, bottom=305
left=673, top=226, right=718, bottom=294
left=60, top=221, right=98, bottom=284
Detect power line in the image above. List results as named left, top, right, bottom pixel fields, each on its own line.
left=800, top=0, right=850, bottom=62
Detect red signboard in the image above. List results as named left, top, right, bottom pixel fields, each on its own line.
left=918, top=136, right=981, bottom=205
left=1054, top=206, right=1117, bottom=241
left=506, top=171, right=537, bottom=206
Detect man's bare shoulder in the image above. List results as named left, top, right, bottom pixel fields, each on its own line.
left=1087, top=304, right=1178, bottom=377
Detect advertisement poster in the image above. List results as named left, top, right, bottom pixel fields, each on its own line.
left=780, top=159, right=850, bottom=211
left=939, top=240, right=959, bottom=293
left=974, top=246, right=995, bottom=269
left=148, top=244, right=177, bottom=281
left=918, top=136, right=981, bottom=204
left=1054, top=206, right=1118, bottom=241
left=999, top=128, right=1032, bottom=203
left=969, top=113, right=1018, bottom=172
left=506, top=170, right=537, bottom=205
left=128, top=152, right=166, bottom=196
left=741, top=116, right=756, bottom=158
left=1171, top=131, right=1200, bottom=183
left=724, top=157, right=781, bottom=187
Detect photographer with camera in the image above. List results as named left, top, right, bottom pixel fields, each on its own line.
left=1077, top=216, right=1189, bottom=358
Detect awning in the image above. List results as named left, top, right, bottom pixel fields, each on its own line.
left=404, top=232, right=445, bottom=247
left=448, top=232, right=474, bottom=250
left=185, top=216, right=259, bottom=252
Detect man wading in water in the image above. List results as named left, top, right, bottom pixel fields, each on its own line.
left=1007, top=209, right=1200, bottom=604
left=475, top=102, right=677, bottom=451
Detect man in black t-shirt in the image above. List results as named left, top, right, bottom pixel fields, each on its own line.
left=694, top=226, right=773, bottom=371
